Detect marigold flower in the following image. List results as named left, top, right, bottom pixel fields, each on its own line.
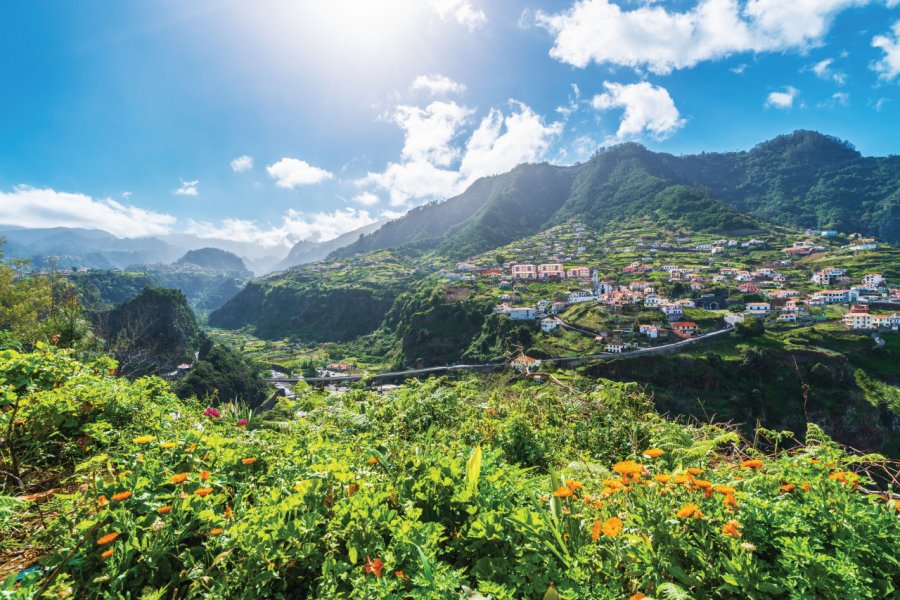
left=802, top=483, right=812, bottom=492
left=101, top=548, right=114, bottom=559
left=630, top=594, right=647, bottom=600
left=111, top=491, right=132, bottom=502
left=158, top=506, right=173, bottom=514
left=714, top=485, right=736, bottom=495
left=654, top=474, right=670, bottom=483
left=169, top=473, right=189, bottom=484
left=186, top=443, right=196, bottom=453
left=565, top=479, right=583, bottom=492
left=723, top=494, right=739, bottom=509
left=224, top=506, right=233, bottom=519
left=687, top=467, right=703, bottom=476
left=194, top=487, right=214, bottom=497
left=553, top=485, right=574, bottom=498
left=241, top=457, right=257, bottom=465
left=367, top=457, right=379, bottom=464
left=210, top=528, right=224, bottom=536
left=160, top=442, right=176, bottom=449
left=601, top=517, right=623, bottom=537
left=740, top=459, right=764, bottom=469
left=591, top=519, right=601, bottom=542
left=676, top=503, right=702, bottom=519
left=673, top=474, right=692, bottom=485
left=695, top=479, right=713, bottom=489
left=364, top=557, right=384, bottom=578
left=722, top=520, right=741, bottom=538
left=643, top=448, right=664, bottom=459
left=602, top=478, right=623, bottom=489
left=200, top=470, right=211, bottom=481
left=613, top=460, right=643, bottom=477
left=97, top=495, right=107, bottom=508
left=97, top=532, right=119, bottom=545
left=133, top=435, right=154, bottom=444
left=780, top=484, right=796, bottom=493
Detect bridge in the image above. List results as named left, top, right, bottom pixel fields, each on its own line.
left=267, top=325, right=733, bottom=386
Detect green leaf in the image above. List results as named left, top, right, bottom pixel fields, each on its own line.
left=348, top=545, right=358, bottom=565
left=543, top=583, right=561, bottom=600
left=466, top=445, right=482, bottom=492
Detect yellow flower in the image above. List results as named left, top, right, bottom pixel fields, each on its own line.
left=722, top=520, right=741, bottom=538
left=601, top=517, right=623, bottom=537
left=642, top=448, right=664, bottom=459
left=133, top=435, right=154, bottom=445
left=160, top=442, right=176, bottom=449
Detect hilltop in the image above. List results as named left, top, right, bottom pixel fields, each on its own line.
left=176, top=248, right=251, bottom=275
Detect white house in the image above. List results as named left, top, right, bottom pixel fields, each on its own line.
left=604, top=342, right=625, bottom=353
left=660, top=303, right=683, bottom=318
left=508, top=307, right=536, bottom=320
left=746, top=302, right=772, bottom=315
left=639, top=324, right=661, bottom=339
left=541, top=317, right=563, bottom=332
left=863, top=274, right=884, bottom=289
left=842, top=312, right=872, bottom=330
left=568, top=290, right=596, bottom=303
left=777, top=313, right=798, bottom=323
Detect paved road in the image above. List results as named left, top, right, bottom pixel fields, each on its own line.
left=267, top=325, right=733, bottom=385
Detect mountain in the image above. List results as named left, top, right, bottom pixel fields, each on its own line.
left=176, top=247, right=251, bottom=275
left=331, top=131, right=899, bottom=260
left=276, top=220, right=385, bottom=270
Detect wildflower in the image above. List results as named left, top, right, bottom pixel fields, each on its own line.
left=601, top=517, right=623, bottom=537
left=241, top=457, right=257, bottom=465
left=367, top=457, right=379, bottom=464
left=629, top=594, right=647, bottom=600
left=200, top=470, right=211, bottom=481
left=673, top=474, right=692, bottom=485
left=613, top=461, right=643, bottom=477
left=203, top=407, right=221, bottom=418
left=133, top=435, right=154, bottom=445
left=591, top=519, right=601, bottom=542
left=654, top=474, right=670, bottom=483
left=97, top=495, right=107, bottom=508
left=158, top=506, right=173, bottom=514
left=101, top=549, right=114, bottom=559
left=723, top=494, right=739, bottom=509
left=186, top=443, right=196, bottom=453
left=740, top=542, right=757, bottom=551
left=802, top=483, right=812, bottom=492
left=740, top=459, right=764, bottom=469
left=225, top=506, right=233, bottom=519
left=722, top=520, right=741, bottom=538
left=108, top=369, right=117, bottom=376
left=97, top=532, right=119, bottom=545
left=643, top=448, right=664, bottom=459
left=160, top=442, right=176, bottom=449
left=676, top=503, right=702, bottom=519
left=687, top=467, right=703, bottom=476
left=565, top=479, right=583, bottom=492
left=210, top=528, right=224, bottom=536
left=111, top=491, right=132, bottom=502
left=714, top=485, right=736, bottom=495
left=695, top=479, right=713, bottom=490
left=780, top=484, right=796, bottom=493
left=169, top=473, right=189, bottom=484
left=237, top=419, right=249, bottom=426
left=553, top=485, right=574, bottom=498
left=195, top=487, right=214, bottom=497
left=364, top=557, right=385, bottom=578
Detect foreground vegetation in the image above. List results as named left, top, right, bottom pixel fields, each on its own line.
left=2, top=347, right=898, bottom=598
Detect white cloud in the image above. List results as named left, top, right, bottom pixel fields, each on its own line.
left=765, top=86, right=799, bottom=109
left=230, top=155, right=254, bottom=172
left=428, top=0, right=487, bottom=31
left=535, top=0, right=872, bottom=75
left=591, top=81, right=685, bottom=140
left=174, top=179, right=199, bottom=196
left=811, top=57, right=846, bottom=84
left=832, top=92, right=850, bottom=106
left=361, top=100, right=563, bottom=207
left=186, top=208, right=377, bottom=247
left=121, top=191, right=132, bottom=199
left=0, top=185, right=175, bottom=237
left=872, top=21, right=900, bottom=80
left=353, top=192, right=380, bottom=206
left=266, top=158, right=334, bottom=188
left=411, top=74, right=467, bottom=96
left=875, top=97, right=889, bottom=110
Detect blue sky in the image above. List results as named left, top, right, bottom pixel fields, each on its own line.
left=1, top=0, right=898, bottom=250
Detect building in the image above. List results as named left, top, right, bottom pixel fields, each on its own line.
left=778, top=313, right=798, bottom=323
left=604, top=342, right=625, bottom=353
left=659, top=303, right=684, bottom=318
left=863, top=274, right=884, bottom=289
left=746, top=302, right=772, bottom=315
left=671, top=321, right=700, bottom=336
left=541, top=317, right=563, bottom=332
left=511, top=264, right=537, bottom=279
left=538, top=263, right=564, bottom=279
left=812, top=290, right=852, bottom=305
left=568, top=290, right=596, bottom=303
left=842, top=312, right=872, bottom=330
left=507, top=307, right=536, bottom=320
left=565, top=266, right=591, bottom=279
left=511, top=355, right=541, bottom=372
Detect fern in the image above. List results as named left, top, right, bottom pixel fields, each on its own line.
left=655, top=582, right=691, bottom=600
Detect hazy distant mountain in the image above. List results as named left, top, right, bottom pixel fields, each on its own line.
left=176, top=247, right=251, bottom=275
left=277, top=220, right=385, bottom=270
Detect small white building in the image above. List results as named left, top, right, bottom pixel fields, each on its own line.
left=508, top=307, right=536, bottom=320
left=541, top=317, right=563, bottom=332
left=746, top=302, right=772, bottom=315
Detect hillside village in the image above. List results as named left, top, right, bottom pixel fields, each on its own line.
left=436, top=221, right=899, bottom=356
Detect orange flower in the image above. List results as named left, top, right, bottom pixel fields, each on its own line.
left=553, top=485, right=574, bottom=498
left=654, top=474, right=670, bottom=483
left=169, top=473, right=189, bottom=484
left=723, top=494, right=739, bottom=509
left=714, top=485, right=736, bottom=495
left=111, top=491, right=132, bottom=502
left=158, top=505, right=173, bottom=514
left=101, top=548, right=114, bottom=559
left=629, top=594, right=647, bottom=600
left=347, top=483, right=359, bottom=496
left=591, top=519, right=601, bottom=542
left=722, top=520, right=741, bottom=538
left=802, top=482, right=812, bottom=492
left=780, top=484, right=796, bottom=493
left=241, top=457, right=257, bottom=465
left=686, top=467, right=703, bottom=476
left=194, top=487, right=214, bottom=497
left=565, top=479, right=583, bottom=492
left=97, top=495, right=107, bottom=508
left=186, top=443, right=197, bottom=453
left=740, top=459, right=764, bottom=469
left=210, top=528, right=224, bottom=536
left=364, top=557, right=385, bottom=577
left=224, top=506, right=233, bottom=519
left=367, top=457, right=379, bottom=464
left=613, top=461, right=643, bottom=477
left=676, top=503, right=702, bottom=519
left=601, top=517, right=623, bottom=537
left=199, top=470, right=211, bottom=481
left=695, top=479, right=713, bottom=490
left=97, top=532, right=119, bottom=545
left=643, top=448, right=664, bottom=459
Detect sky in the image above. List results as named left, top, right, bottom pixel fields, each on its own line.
left=1, top=0, right=899, bottom=250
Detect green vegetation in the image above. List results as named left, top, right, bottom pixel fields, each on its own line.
left=2, top=349, right=899, bottom=598
left=174, top=344, right=272, bottom=408
left=176, top=248, right=251, bottom=276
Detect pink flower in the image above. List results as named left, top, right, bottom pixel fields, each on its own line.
left=237, top=419, right=249, bottom=426
left=203, top=408, right=221, bottom=418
